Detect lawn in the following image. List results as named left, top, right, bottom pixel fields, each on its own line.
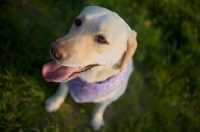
left=0, top=0, right=200, bottom=131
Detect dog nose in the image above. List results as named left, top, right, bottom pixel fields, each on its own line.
left=50, top=42, right=68, bottom=60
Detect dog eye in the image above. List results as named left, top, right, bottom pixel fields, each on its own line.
left=97, top=36, right=108, bottom=44
left=74, top=19, right=82, bottom=27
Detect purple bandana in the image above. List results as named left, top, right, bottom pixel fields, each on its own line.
left=67, top=60, right=133, bottom=103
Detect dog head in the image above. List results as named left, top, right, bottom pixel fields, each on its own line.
left=42, top=6, right=137, bottom=82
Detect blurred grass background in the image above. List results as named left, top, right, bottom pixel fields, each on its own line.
left=0, top=0, right=200, bottom=131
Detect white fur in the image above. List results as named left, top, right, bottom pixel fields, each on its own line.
left=44, top=6, right=137, bottom=131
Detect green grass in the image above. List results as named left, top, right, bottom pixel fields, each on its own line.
left=0, top=0, right=200, bottom=131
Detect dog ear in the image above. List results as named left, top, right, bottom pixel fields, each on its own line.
left=120, top=30, right=137, bottom=71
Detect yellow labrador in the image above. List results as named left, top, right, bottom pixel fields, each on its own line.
left=42, top=6, right=137, bottom=131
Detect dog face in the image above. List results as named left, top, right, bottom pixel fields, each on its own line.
left=42, top=6, right=137, bottom=83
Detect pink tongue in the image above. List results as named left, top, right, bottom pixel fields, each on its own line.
left=42, top=61, right=79, bottom=82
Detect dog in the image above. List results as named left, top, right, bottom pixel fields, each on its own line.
left=42, top=6, right=137, bottom=131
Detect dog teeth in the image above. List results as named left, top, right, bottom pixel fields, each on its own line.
left=69, top=64, right=98, bottom=79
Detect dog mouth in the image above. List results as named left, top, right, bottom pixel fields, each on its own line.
left=42, top=61, right=98, bottom=82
